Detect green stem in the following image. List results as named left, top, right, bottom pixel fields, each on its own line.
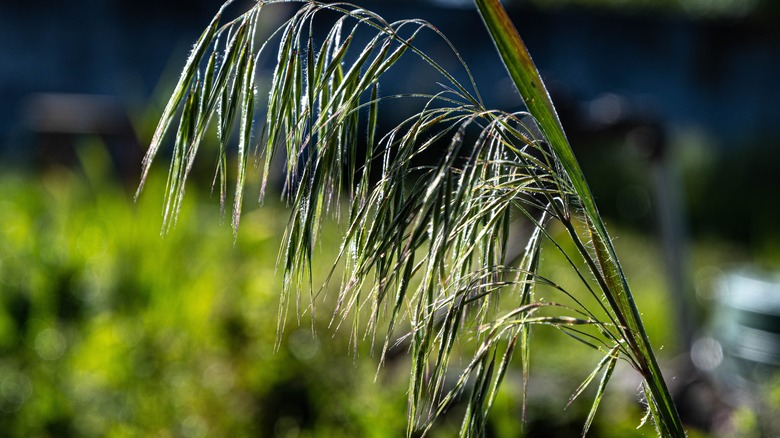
left=473, top=0, right=685, bottom=436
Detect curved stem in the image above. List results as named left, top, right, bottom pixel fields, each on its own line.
left=473, top=0, right=685, bottom=435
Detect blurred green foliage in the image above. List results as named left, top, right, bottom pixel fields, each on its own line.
left=0, top=141, right=411, bottom=437
left=0, top=138, right=762, bottom=436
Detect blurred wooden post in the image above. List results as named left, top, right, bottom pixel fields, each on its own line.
left=633, top=123, right=695, bottom=353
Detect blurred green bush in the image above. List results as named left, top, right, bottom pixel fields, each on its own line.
left=0, top=141, right=411, bottom=437
left=1, top=139, right=750, bottom=437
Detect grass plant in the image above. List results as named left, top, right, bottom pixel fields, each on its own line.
left=139, top=1, right=686, bottom=435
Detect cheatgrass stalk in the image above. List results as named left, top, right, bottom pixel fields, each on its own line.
left=138, top=1, right=686, bottom=436
left=473, top=0, right=685, bottom=435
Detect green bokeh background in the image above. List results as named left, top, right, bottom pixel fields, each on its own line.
left=0, top=138, right=774, bottom=437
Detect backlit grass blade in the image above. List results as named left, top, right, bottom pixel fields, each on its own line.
left=140, top=1, right=685, bottom=436
left=473, top=0, right=685, bottom=435
left=138, top=8, right=223, bottom=198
